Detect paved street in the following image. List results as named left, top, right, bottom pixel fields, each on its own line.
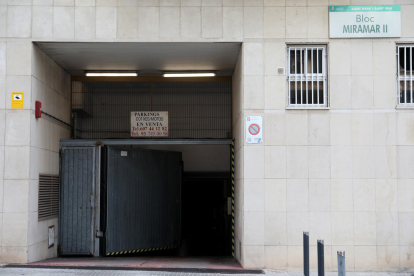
left=0, top=268, right=413, bottom=276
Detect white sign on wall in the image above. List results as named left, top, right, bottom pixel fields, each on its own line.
left=329, top=5, right=401, bottom=38
left=131, top=111, right=169, bottom=137
left=246, top=116, right=262, bottom=144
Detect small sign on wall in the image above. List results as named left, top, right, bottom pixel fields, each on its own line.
left=12, top=92, right=24, bottom=109
left=48, top=225, right=55, bottom=248
left=131, top=111, right=169, bottom=137
left=246, top=116, right=262, bottom=144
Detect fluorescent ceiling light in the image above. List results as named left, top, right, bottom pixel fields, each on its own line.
left=85, top=72, right=138, bottom=77
left=163, top=73, right=216, bottom=77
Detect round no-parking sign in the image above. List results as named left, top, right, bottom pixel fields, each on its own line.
left=246, top=116, right=262, bottom=143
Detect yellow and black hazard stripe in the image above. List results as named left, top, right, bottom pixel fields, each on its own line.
left=106, top=245, right=178, bottom=256
left=231, top=140, right=235, bottom=257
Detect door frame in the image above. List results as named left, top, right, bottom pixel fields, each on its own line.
left=60, top=139, right=235, bottom=257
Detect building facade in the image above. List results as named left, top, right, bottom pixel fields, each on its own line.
left=0, top=0, right=413, bottom=272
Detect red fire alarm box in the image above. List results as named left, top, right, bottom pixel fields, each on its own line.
left=35, top=101, right=42, bottom=118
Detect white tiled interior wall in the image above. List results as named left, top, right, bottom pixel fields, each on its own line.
left=0, top=0, right=412, bottom=271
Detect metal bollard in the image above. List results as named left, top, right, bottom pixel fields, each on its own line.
left=317, top=239, right=324, bottom=276
left=337, top=251, right=346, bottom=276
left=303, top=232, right=309, bottom=276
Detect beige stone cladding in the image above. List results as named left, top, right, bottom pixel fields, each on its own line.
left=0, top=0, right=412, bottom=271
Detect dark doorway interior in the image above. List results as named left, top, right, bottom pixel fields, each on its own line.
left=180, top=173, right=232, bottom=256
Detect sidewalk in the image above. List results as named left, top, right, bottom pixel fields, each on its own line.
left=0, top=268, right=413, bottom=276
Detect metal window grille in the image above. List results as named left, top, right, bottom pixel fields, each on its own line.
left=287, top=45, right=327, bottom=108
left=38, top=174, right=60, bottom=221
left=397, top=45, right=414, bottom=107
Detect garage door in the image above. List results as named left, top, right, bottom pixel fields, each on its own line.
left=105, top=147, right=182, bottom=255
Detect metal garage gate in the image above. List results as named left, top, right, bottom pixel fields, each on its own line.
left=103, top=147, right=182, bottom=255
left=59, top=147, right=95, bottom=255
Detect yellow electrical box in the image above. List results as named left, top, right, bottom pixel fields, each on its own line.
left=12, top=92, right=24, bottom=109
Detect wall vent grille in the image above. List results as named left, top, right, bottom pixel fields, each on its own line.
left=38, top=174, right=60, bottom=221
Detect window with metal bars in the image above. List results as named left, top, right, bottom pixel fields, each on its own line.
left=397, top=45, right=414, bottom=107
left=287, top=45, right=327, bottom=108
left=38, top=174, right=60, bottom=221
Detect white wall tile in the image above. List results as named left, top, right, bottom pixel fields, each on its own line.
left=0, top=113, right=5, bottom=145
left=265, top=212, right=286, bottom=245
left=286, top=112, right=308, bottom=145
left=309, top=179, right=331, bottom=212
left=224, top=0, right=243, bottom=5
left=286, top=7, right=306, bottom=38
left=352, top=146, right=374, bottom=179
left=7, top=6, right=31, bottom=38
left=401, top=4, right=414, bottom=37
left=399, top=246, right=414, bottom=269
left=307, top=7, right=328, bottom=38
left=352, top=76, right=373, bottom=109
left=374, top=146, right=397, bottom=179
left=309, top=146, right=330, bottom=179
left=243, top=245, right=265, bottom=268
left=374, top=76, right=396, bottom=109
left=96, top=7, right=117, bottom=38
left=4, top=146, right=30, bottom=180
left=0, top=7, right=6, bottom=37
left=329, top=41, right=351, bottom=76
left=244, top=0, right=264, bottom=6
left=2, top=212, right=28, bottom=249
left=331, top=146, right=352, bottom=178
left=244, top=145, right=264, bottom=178
left=160, top=7, right=180, bottom=38
left=308, top=111, right=330, bottom=146
left=287, top=146, right=308, bottom=179
left=376, top=212, right=399, bottom=245
left=223, top=7, right=243, bottom=38
left=376, top=179, right=398, bottom=212
left=397, top=113, right=414, bottom=146
left=377, top=246, right=400, bottom=270
left=138, top=7, right=160, bottom=38
left=5, top=112, right=30, bottom=146
left=181, top=0, right=201, bottom=5
left=117, top=0, right=138, bottom=5
left=374, top=112, right=396, bottom=146
left=309, top=212, right=332, bottom=244
left=0, top=42, right=5, bottom=76
left=330, top=113, right=352, bottom=145
left=96, top=0, right=117, bottom=6
left=53, top=7, right=75, bottom=38
left=398, top=179, right=414, bottom=212
left=244, top=7, right=263, bottom=38
left=244, top=212, right=264, bottom=245
left=244, top=76, right=264, bottom=109
left=264, top=146, right=286, bottom=178
left=264, top=42, right=285, bottom=76
left=0, top=76, right=5, bottom=109
left=201, top=7, right=222, bottom=38
left=265, top=246, right=287, bottom=269
left=287, top=179, right=308, bottom=211
left=353, top=179, right=375, bottom=211
left=287, top=245, right=302, bottom=268
left=397, top=146, right=414, bottom=178
left=264, top=76, right=285, bottom=110
left=3, top=180, right=29, bottom=213
left=181, top=7, right=201, bottom=37
left=75, top=0, right=96, bottom=5
left=351, top=41, right=373, bottom=76
left=287, top=212, right=309, bottom=245
left=332, top=212, right=353, bottom=245
left=352, top=112, right=374, bottom=145
left=264, top=7, right=285, bottom=38
left=373, top=41, right=395, bottom=76
left=264, top=179, right=286, bottom=212
left=244, top=43, right=264, bottom=76
left=329, top=76, right=352, bottom=109
left=136, top=0, right=159, bottom=6
left=244, top=178, right=264, bottom=211
left=354, top=212, right=376, bottom=245
left=54, top=0, right=74, bottom=5
left=354, top=246, right=377, bottom=270
left=6, top=42, right=31, bottom=76
left=33, top=6, right=53, bottom=38
left=117, top=7, right=138, bottom=38
left=75, top=7, right=96, bottom=38
left=331, top=179, right=353, bottom=212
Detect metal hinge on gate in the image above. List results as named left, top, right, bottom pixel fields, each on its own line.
left=96, top=231, right=104, bottom=238
left=59, top=150, right=63, bottom=157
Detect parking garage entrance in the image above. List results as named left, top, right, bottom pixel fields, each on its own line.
left=57, top=78, right=235, bottom=267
